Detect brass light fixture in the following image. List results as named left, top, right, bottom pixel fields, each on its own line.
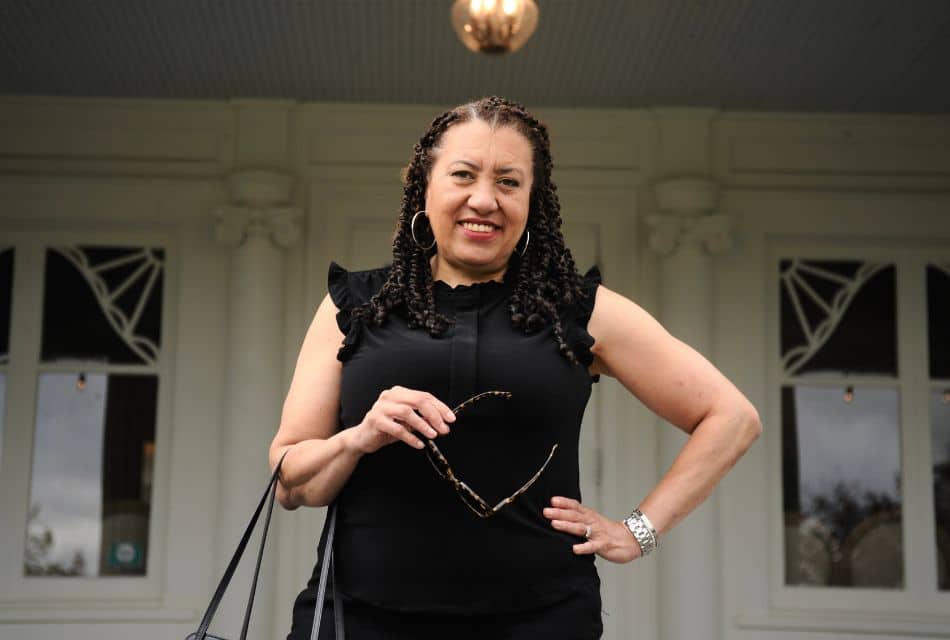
left=451, top=0, right=539, bottom=55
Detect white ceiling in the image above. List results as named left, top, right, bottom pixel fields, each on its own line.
left=2, top=0, right=949, bottom=113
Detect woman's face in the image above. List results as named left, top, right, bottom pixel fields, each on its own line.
left=424, top=119, right=534, bottom=283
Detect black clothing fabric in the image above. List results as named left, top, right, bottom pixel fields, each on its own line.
left=290, top=260, right=603, bottom=633
left=289, top=578, right=603, bottom=640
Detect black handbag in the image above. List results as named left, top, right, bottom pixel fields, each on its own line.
left=187, top=453, right=344, bottom=640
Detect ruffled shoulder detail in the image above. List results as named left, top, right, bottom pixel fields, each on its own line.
left=563, top=265, right=603, bottom=378
left=327, top=261, right=390, bottom=362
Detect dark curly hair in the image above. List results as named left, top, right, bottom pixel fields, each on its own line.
left=349, top=96, right=589, bottom=364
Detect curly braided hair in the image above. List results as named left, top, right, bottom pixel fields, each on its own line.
left=349, top=96, right=589, bottom=364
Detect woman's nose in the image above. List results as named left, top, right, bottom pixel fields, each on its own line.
left=467, top=181, right=498, bottom=212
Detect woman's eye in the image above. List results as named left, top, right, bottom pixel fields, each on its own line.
left=499, top=178, right=520, bottom=188
left=452, top=170, right=474, bottom=179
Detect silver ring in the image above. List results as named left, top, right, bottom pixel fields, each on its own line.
left=584, top=524, right=592, bottom=539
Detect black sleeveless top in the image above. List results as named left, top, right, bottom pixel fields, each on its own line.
left=323, top=260, right=602, bottom=614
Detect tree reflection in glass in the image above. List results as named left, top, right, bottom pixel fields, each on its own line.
left=25, top=372, right=156, bottom=577
left=931, top=390, right=950, bottom=590
left=782, top=384, right=903, bottom=588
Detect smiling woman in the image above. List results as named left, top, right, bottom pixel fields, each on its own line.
left=422, top=120, right=532, bottom=285
left=269, top=96, right=761, bottom=640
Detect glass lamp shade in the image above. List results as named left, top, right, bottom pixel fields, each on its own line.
left=451, top=0, right=539, bottom=55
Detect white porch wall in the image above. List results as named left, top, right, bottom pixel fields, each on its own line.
left=0, top=96, right=947, bottom=640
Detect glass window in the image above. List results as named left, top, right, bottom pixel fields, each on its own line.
left=25, top=244, right=163, bottom=578
left=0, top=247, right=11, bottom=363
left=779, top=257, right=902, bottom=589
left=927, top=264, right=950, bottom=379
left=932, top=389, right=950, bottom=591
left=41, top=247, right=164, bottom=365
left=0, top=247, right=12, bottom=465
left=782, top=385, right=903, bottom=588
left=780, top=260, right=896, bottom=378
left=25, top=373, right=157, bottom=577
left=927, top=263, right=950, bottom=590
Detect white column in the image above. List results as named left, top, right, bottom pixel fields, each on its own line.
left=212, top=170, right=301, bottom=640
left=646, top=177, right=732, bottom=640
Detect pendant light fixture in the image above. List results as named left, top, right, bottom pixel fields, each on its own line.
left=451, top=0, right=539, bottom=55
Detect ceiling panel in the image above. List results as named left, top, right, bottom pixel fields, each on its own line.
left=0, top=0, right=948, bottom=113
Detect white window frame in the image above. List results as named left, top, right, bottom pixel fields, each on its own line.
left=765, top=241, right=950, bottom=615
left=0, top=229, right=177, bottom=605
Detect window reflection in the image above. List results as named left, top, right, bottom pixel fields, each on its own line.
left=782, top=384, right=903, bottom=588
left=0, top=247, right=12, bottom=467
left=25, top=372, right=156, bottom=577
left=926, top=265, right=950, bottom=379
left=932, top=389, right=950, bottom=590
left=0, top=374, right=5, bottom=466
left=0, top=247, right=12, bottom=362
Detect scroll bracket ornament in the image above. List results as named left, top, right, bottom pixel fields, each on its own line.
left=645, top=177, right=733, bottom=257
left=213, top=169, right=302, bottom=248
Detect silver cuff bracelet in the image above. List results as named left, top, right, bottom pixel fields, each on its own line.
left=623, top=508, right=658, bottom=556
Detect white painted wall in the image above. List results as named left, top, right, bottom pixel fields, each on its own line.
left=0, top=96, right=947, bottom=639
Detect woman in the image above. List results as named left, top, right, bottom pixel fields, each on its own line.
left=270, top=96, right=761, bottom=639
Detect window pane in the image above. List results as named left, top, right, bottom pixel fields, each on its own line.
left=0, top=247, right=11, bottom=466
left=0, top=373, right=5, bottom=466
left=928, top=264, right=950, bottom=379
left=41, top=247, right=164, bottom=366
left=25, top=373, right=157, bottom=577
left=0, top=247, right=12, bottom=362
left=933, top=389, right=950, bottom=591
left=780, top=260, right=896, bottom=377
left=782, top=384, right=903, bottom=588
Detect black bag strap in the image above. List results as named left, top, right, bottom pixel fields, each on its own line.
left=310, top=503, right=343, bottom=640
left=189, top=451, right=344, bottom=640
left=191, top=451, right=287, bottom=640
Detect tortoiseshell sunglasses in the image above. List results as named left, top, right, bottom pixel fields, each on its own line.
left=423, top=390, right=558, bottom=518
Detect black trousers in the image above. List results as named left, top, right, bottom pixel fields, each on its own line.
left=287, top=586, right=604, bottom=640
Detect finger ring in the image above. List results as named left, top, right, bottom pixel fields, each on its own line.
left=584, top=524, right=592, bottom=539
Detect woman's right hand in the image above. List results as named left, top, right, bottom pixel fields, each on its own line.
left=348, top=386, right=456, bottom=454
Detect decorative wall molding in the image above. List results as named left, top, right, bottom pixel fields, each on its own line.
left=714, top=113, right=950, bottom=189
left=214, top=169, right=301, bottom=248
left=645, top=212, right=733, bottom=256
left=213, top=206, right=301, bottom=248
left=646, top=177, right=732, bottom=256
left=0, top=98, right=235, bottom=177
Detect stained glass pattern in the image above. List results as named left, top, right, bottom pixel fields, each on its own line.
left=780, top=260, right=896, bottom=377
left=41, top=247, right=163, bottom=366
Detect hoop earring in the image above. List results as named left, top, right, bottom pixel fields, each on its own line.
left=411, top=210, right=436, bottom=251
left=517, top=230, right=530, bottom=257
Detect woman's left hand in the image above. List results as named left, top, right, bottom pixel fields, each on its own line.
left=543, top=496, right=642, bottom=564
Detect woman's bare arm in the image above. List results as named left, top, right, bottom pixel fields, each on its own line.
left=587, top=284, right=762, bottom=536
left=268, top=293, right=362, bottom=509
left=269, top=293, right=456, bottom=509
